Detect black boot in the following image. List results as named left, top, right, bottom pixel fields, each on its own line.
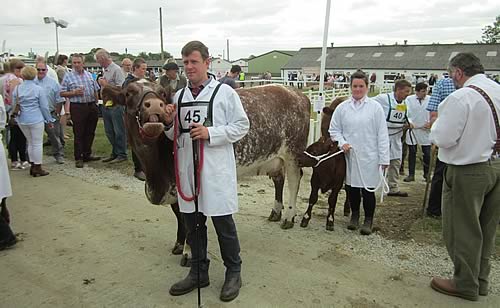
left=220, top=272, right=242, bottom=302
left=169, top=264, right=210, bottom=296
left=0, top=215, right=16, bottom=251
left=360, top=217, right=374, bottom=235
left=1, top=198, right=10, bottom=224
left=347, top=211, right=360, bottom=230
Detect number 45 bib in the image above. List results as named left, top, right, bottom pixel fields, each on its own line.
left=177, top=83, right=222, bottom=133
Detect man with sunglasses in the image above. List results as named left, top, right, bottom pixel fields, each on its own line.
left=35, top=58, right=66, bottom=164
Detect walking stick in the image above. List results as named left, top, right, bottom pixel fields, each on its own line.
left=422, top=145, right=437, bottom=218
left=192, top=139, right=202, bottom=308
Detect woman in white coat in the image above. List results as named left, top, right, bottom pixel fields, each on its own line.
left=329, top=70, right=390, bottom=235
left=0, top=94, right=17, bottom=250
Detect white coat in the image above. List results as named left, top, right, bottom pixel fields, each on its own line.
left=166, top=78, right=249, bottom=216
left=405, top=94, right=431, bottom=146
left=0, top=95, right=13, bottom=199
left=329, top=97, right=390, bottom=188
left=373, top=92, right=408, bottom=160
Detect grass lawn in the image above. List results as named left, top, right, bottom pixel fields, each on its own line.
left=44, top=119, right=134, bottom=176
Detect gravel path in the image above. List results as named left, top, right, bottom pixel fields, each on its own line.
left=47, top=158, right=500, bottom=296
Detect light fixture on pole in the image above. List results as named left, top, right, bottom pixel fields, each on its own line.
left=43, top=17, right=69, bottom=54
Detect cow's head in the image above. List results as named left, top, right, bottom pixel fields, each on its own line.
left=297, top=136, right=339, bottom=168
left=102, top=80, right=173, bottom=144
left=320, top=96, right=347, bottom=139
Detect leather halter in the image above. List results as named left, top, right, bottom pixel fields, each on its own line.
left=132, top=89, right=166, bottom=142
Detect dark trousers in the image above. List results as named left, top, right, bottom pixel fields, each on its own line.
left=8, top=124, right=27, bottom=162
left=427, top=157, right=446, bottom=216
left=70, top=103, right=98, bottom=160
left=183, top=212, right=242, bottom=274
left=132, top=151, right=142, bottom=172
left=0, top=198, right=14, bottom=242
left=347, top=185, right=376, bottom=218
left=408, top=145, right=431, bottom=177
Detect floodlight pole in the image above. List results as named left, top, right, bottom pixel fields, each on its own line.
left=55, top=23, right=59, bottom=54
left=317, top=0, right=331, bottom=140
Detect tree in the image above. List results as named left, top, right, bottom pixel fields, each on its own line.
left=481, top=15, right=500, bottom=44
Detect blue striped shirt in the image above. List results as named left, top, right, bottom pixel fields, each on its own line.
left=426, top=78, right=456, bottom=112
left=61, top=70, right=99, bottom=103
left=12, top=80, right=53, bottom=125
left=36, top=76, right=65, bottom=113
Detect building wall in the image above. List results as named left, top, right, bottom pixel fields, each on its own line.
left=209, top=58, right=232, bottom=78
left=231, top=59, right=248, bottom=73
left=248, top=51, right=292, bottom=77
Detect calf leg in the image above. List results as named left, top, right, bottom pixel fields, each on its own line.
left=343, top=184, right=351, bottom=217
left=268, top=173, right=285, bottom=222
left=300, top=181, right=319, bottom=228
left=170, top=202, right=186, bottom=255
left=326, top=181, right=343, bottom=231
left=281, top=162, right=302, bottom=230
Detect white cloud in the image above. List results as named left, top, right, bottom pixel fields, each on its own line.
left=0, top=0, right=498, bottom=59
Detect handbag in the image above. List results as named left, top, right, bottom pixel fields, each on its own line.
left=8, top=87, right=20, bottom=126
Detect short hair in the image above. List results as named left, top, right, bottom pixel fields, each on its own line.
left=350, top=70, right=369, bottom=86
left=36, top=56, right=47, bottom=66
left=449, top=52, right=484, bottom=77
left=230, top=65, right=241, bottom=74
left=394, top=79, right=412, bottom=90
left=71, top=54, right=85, bottom=63
left=181, top=41, right=209, bottom=60
left=133, top=58, right=146, bottom=70
left=56, top=54, right=68, bottom=66
left=9, top=59, right=25, bottom=72
left=95, top=48, right=111, bottom=60
left=21, top=66, right=37, bottom=80
left=121, top=58, right=132, bottom=66
left=415, top=82, right=428, bottom=92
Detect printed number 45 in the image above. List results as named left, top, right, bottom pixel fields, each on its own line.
left=184, top=110, right=201, bottom=123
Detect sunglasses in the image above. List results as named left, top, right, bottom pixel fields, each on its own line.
left=37, top=68, right=47, bottom=72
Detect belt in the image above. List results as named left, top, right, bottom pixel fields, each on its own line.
left=70, top=101, right=96, bottom=105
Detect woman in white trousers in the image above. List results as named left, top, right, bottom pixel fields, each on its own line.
left=12, top=66, right=54, bottom=177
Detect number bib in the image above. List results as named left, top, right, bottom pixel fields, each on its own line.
left=179, top=103, right=209, bottom=132
left=386, top=94, right=407, bottom=125
left=176, top=82, right=222, bottom=133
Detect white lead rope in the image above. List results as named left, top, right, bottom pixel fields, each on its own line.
left=350, top=147, right=390, bottom=203
left=302, top=149, right=345, bottom=168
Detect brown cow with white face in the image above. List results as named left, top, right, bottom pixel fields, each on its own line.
left=103, top=81, right=310, bottom=262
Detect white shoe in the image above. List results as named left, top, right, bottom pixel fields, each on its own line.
left=21, top=161, right=31, bottom=169
left=11, top=162, right=21, bottom=170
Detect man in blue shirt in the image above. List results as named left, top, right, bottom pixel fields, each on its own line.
left=35, top=59, right=65, bottom=164
left=60, top=54, right=100, bottom=168
left=425, top=76, right=456, bottom=217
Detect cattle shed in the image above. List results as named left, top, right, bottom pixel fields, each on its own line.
left=248, top=50, right=297, bottom=77
left=282, top=43, right=500, bottom=84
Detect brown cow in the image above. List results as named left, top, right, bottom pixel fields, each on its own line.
left=297, top=97, right=350, bottom=230
left=103, top=81, right=310, bottom=262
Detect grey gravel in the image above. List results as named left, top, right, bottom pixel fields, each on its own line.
left=47, top=158, right=499, bottom=295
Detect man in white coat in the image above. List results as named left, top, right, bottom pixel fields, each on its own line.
left=374, top=79, right=412, bottom=196
left=164, top=41, right=250, bottom=302
left=404, top=82, right=431, bottom=182
left=0, top=94, right=17, bottom=250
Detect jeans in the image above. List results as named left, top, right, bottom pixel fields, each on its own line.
left=102, top=105, right=127, bottom=159
left=45, top=118, right=64, bottom=159
left=8, top=124, right=27, bottom=162
left=183, top=212, right=242, bottom=274
left=18, top=122, right=45, bottom=164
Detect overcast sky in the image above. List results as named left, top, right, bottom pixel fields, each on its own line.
left=1, top=0, right=498, bottom=60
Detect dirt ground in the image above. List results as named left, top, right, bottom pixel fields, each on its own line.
left=1, top=169, right=499, bottom=308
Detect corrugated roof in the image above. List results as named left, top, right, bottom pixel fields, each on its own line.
left=249, top=50, right=298, bottom=61
left=283, top=43, right=500, bottom=71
